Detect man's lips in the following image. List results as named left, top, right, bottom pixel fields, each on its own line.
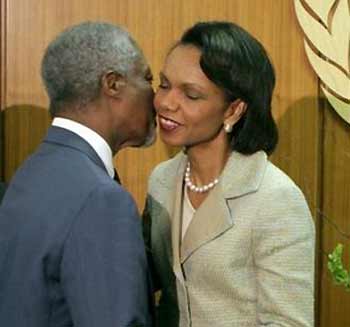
left=158, top=115, right=182, bottom=131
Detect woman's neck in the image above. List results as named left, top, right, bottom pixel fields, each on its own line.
left=186, top=139, right=231, bottom=186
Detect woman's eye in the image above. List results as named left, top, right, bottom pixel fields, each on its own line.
left=186, top=93, right=200, bottom=100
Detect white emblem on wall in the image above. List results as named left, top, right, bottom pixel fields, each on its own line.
left=294, top=0, right=350, bottom=124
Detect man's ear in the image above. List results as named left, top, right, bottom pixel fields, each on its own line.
left=101, top=71, right=126, bottom=98
left=224, top=99, right=247, bottom=126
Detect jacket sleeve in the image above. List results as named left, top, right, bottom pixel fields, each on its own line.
left=61, top=182, right=153, bottom=327
left=253, top=184, right=315, bottom=327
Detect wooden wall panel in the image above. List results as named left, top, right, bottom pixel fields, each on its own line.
left=320, top=103, right=350, bottom=327
left=0, top=0, right=6, bottom=179
left=3, top=106, right=51, bottom=181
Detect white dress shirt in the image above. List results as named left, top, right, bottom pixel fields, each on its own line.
left=52, top=117, right=115, bottom=179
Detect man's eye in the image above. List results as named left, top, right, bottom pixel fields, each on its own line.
left=158, top=83, right=169, bottom=89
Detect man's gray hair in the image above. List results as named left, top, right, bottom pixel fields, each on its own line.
left=41, top=21, right=143, bottom=116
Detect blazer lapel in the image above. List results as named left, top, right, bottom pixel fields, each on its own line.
left=170, top=157, right=187, bottom=284
left=180, top=151, right=268, bottom=264
left=180, top=184, right=232, bottom=263
left=153, top=150, right=268, bottom=278
left=147, top=152, right=187, bottom=283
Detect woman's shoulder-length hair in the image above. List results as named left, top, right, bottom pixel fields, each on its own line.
left=179, top=21, right=278, bottom=155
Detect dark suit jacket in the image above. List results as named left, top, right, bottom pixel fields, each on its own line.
left=0, top=126, right=153, bottom=327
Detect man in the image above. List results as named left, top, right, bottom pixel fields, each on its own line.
left=0, top=22, right=156, bottom=326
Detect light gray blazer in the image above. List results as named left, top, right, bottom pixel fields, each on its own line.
left=144, top=151, right=315, bottom=327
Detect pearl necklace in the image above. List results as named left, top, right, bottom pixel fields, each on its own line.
left=184, top=162, right=219, bottom=193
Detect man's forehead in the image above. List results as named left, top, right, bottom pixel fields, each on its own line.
left=129, top=59, right=151, bottom=79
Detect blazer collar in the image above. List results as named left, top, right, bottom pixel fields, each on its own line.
left=156, top=150, right=268, bottom=270
left=221, top=150, right=268, bottom=199
left=155, top=150, right=267, bottom=198
left=44, top=126, right=108, bottom=174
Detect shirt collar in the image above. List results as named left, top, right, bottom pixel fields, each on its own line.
left=52, top=117, right=115, bottom=179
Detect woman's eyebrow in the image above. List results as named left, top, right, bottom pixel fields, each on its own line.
left=159, top=72, right=205, bottom=91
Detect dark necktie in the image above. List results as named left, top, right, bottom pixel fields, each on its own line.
left=113, top=168, right=121, bottom=184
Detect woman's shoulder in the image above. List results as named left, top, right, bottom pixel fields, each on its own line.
left=254, top=160, right=315, bottom=240
left=263, top=161, right=304, bottom=197
left=258, top=160, right=313, bottom=223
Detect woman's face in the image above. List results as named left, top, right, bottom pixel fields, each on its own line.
left=154, top=45, right=231, bottom=149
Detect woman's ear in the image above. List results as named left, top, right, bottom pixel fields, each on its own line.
left=101, top=71, right=126, bottom=98
left=224, top=99, right=247, bottom=127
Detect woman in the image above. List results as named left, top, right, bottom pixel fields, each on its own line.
left=143, top=21, right=315, bottom=327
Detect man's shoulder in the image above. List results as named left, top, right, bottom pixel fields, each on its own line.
left=82, top=181, right=137, bottom=212
left=4, top=140, right=116, bottom=213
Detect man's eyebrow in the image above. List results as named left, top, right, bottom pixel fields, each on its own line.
left=159, top=71, right=168, bottom=80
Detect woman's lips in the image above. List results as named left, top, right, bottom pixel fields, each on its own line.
left=158, top=116, right=181, bottom=131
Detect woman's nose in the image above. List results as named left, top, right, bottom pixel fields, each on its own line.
left=156, top=89, right=179, bottom=112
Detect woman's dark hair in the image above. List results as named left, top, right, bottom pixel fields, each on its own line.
left=178, top=21, right=278, bottom=155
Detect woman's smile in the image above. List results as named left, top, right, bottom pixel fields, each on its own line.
left=158, top=114, right=182, bottom=132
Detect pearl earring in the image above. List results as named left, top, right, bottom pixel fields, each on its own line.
left=224, top=123, right=233, bottom=133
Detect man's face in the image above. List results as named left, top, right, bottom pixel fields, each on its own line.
left=112, top=60, right=157, bottom=150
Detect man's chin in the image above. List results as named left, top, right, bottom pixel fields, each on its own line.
left=139, top=132, right=157, bottom=148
